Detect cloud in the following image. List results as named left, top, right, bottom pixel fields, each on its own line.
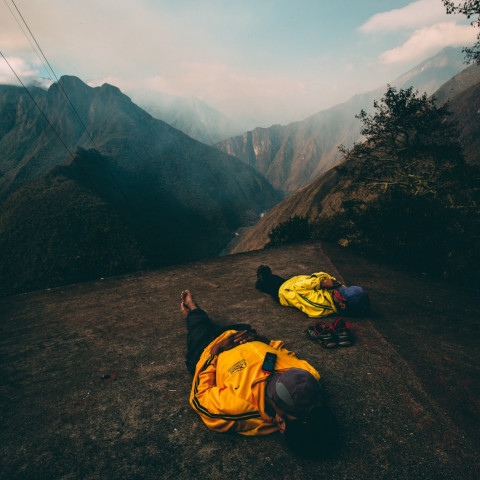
left=359, top=1, right=478, bottom=66
left=359, top=0, right=449, bottom=33
left=0, top=56, right=39, bottom=84
left=379, top=22, right=477, bottom=64
left=116, top=61, right=319, bottom=126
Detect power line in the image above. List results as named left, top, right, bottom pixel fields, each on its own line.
left=0, top=50, right=74, bottom=158
left=7, top=0, right=98, bottom=149
left=2, top=0, right=54, bottom=85
left=1, top=49, right=135, bottom=210
left=2, top=3, right=134, bottom=209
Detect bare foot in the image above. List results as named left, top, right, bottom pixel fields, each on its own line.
left=181, top=290, right=199, bottom=316
left=181, top=302, right=189, bottom=317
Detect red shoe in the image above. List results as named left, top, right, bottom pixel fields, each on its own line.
left=331, top=317, right=353, bottom=347
left=305, top=322, right=337, bottom=348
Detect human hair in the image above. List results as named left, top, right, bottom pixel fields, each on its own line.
left=345, top=293, right=370, bottom=317
left=284, top=405, right=340, bottom=459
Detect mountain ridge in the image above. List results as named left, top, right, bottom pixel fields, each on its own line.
left=229, top=63, right=480, bottom=255
left=215, top=47, right=469, bottom=194
left=0, top=76, right=280, bottom=296
left=132, top=91, right=245, bottom=145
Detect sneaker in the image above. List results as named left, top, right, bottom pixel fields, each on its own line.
left=305, top=322, right=337, bottom=348
left=331, top=317, right=353, bottom=347
left=256, top=265, right=272, bottom=282
left=256, top=265, right=272, bottom=290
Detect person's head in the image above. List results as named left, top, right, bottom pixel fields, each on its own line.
left=284, top=404, right=340, bottom=459
left=266, top=369, right=339, bottom=457
left=266, top=368, right=323, bottom=434
left=333, top=286, right=370, bottom=317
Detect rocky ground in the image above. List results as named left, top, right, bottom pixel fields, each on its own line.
left=1, top=241, right=479, bottom=480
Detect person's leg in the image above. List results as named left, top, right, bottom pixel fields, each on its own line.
left=181, top=290, right=252, bottom=374
left=184, top=308, right=220, bottom=374
left=255, top=265, right=286, bottom=302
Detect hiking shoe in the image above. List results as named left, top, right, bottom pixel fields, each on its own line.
left=256, top=265, right=272, bottom=282
left=256, top=265, right=272, bottom=289
left=305, top=322, right=337, bottom=348
left=331, top=317, right=353, bottom=347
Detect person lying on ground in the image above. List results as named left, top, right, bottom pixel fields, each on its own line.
left=255, top=265, right=370, bottom=318
left=181, top=290, right=338, bottom=457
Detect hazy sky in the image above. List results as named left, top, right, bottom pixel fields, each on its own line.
left=0, top=0, right=477, bottom=127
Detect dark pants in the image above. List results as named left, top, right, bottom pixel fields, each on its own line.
left=255, top=272, right=286, bottom=302
left=185, top=309, right=253, bottom=375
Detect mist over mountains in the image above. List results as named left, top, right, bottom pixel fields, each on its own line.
left=215, top=47, right=468, bottom=194
left=228, top=62, right=480, bottom=255
left=0, top=76, right=280, bottom=295
left=131, top=91, right=245, bottom=145
left=1, top=46, right=478, bottom=296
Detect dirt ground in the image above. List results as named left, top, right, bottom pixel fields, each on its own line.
left=1, top=241, right=479, bottom=480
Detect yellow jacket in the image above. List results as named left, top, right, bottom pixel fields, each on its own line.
left=278, top=272, right=340, bottom=318
left=189, top=330, right=320, bottom=435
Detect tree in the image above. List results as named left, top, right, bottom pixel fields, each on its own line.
left=443, top=0, right=480, bottom=64
left=330, top=85, right=480, bottom=281
left=266, top=215, right=310, bottom=248
left=339, top=85, right=464, bottom=198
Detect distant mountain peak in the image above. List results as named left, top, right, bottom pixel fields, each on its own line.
left=216, top=46, right=469, bottom=194
left=0, top=74, right=280, bottom=295
left=98, top=83, right=122, bottom=95
left=57, top=75, right=88, bottom=88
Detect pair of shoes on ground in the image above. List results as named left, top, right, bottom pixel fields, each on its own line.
left=305, top=317, right=353, bottom=348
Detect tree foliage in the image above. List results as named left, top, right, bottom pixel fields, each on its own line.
left=331, top=85, right=480, bottom=282
left=313, top=190, right=480, bottom=281
left=340, top=85, right=465, bottom=199
left=266, top=215, right=311, bottom=247
left=263, top=86, right=480, bottom=283
left=443, top=0, right=480, bottom=64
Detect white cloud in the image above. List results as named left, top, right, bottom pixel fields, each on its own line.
left=359, top=1, right=478, bottom=67
left=379, top=22, right=477, bottom=64
left=359, top=0, right=449, bottom=33
left=0, top=56, right=39, bottom=84
left=1, top=0, right=474, bottom=126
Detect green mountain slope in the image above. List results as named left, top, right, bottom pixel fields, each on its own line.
left=215, top=47, right=468, bottom=194
left=0, top=149, right=147, bottom=295
left=0, top=77, right=280, bottom=296
left=230, top=65, right=480, bottom=259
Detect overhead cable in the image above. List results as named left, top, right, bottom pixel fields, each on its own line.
left=2, top=0, right=54, bottom=85
left=8, top=0, right=98, bottom=149
left=0, top=50, right=74, bottom=158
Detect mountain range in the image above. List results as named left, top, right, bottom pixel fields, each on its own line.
left=0, top=76, right=280, bottom=295
left=215, top=47, right=469, bottom=194
left=131, top=91, right=245, bottom=145
left=1, top=47, right=477, bottom=296
left=228, top=62, right=480, bottom=254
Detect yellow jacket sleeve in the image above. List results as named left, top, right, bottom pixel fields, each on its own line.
left=278, top=272, right=339, bottom=318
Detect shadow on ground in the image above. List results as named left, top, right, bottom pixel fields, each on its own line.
left=1, top=242, right=479, bottom=480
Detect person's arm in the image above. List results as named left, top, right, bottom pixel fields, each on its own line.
left=292, top=273, right=339, bottom=317
left=312, top=272, right=342, bottom=289
left=288, top=272, right=339, bottom=291
left=320, top=278, right=342, bottom=288
left=210, top=330, right=269, bottom=356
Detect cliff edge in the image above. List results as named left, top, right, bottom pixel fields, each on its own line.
left=1, top=242, right=479, bottom=479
